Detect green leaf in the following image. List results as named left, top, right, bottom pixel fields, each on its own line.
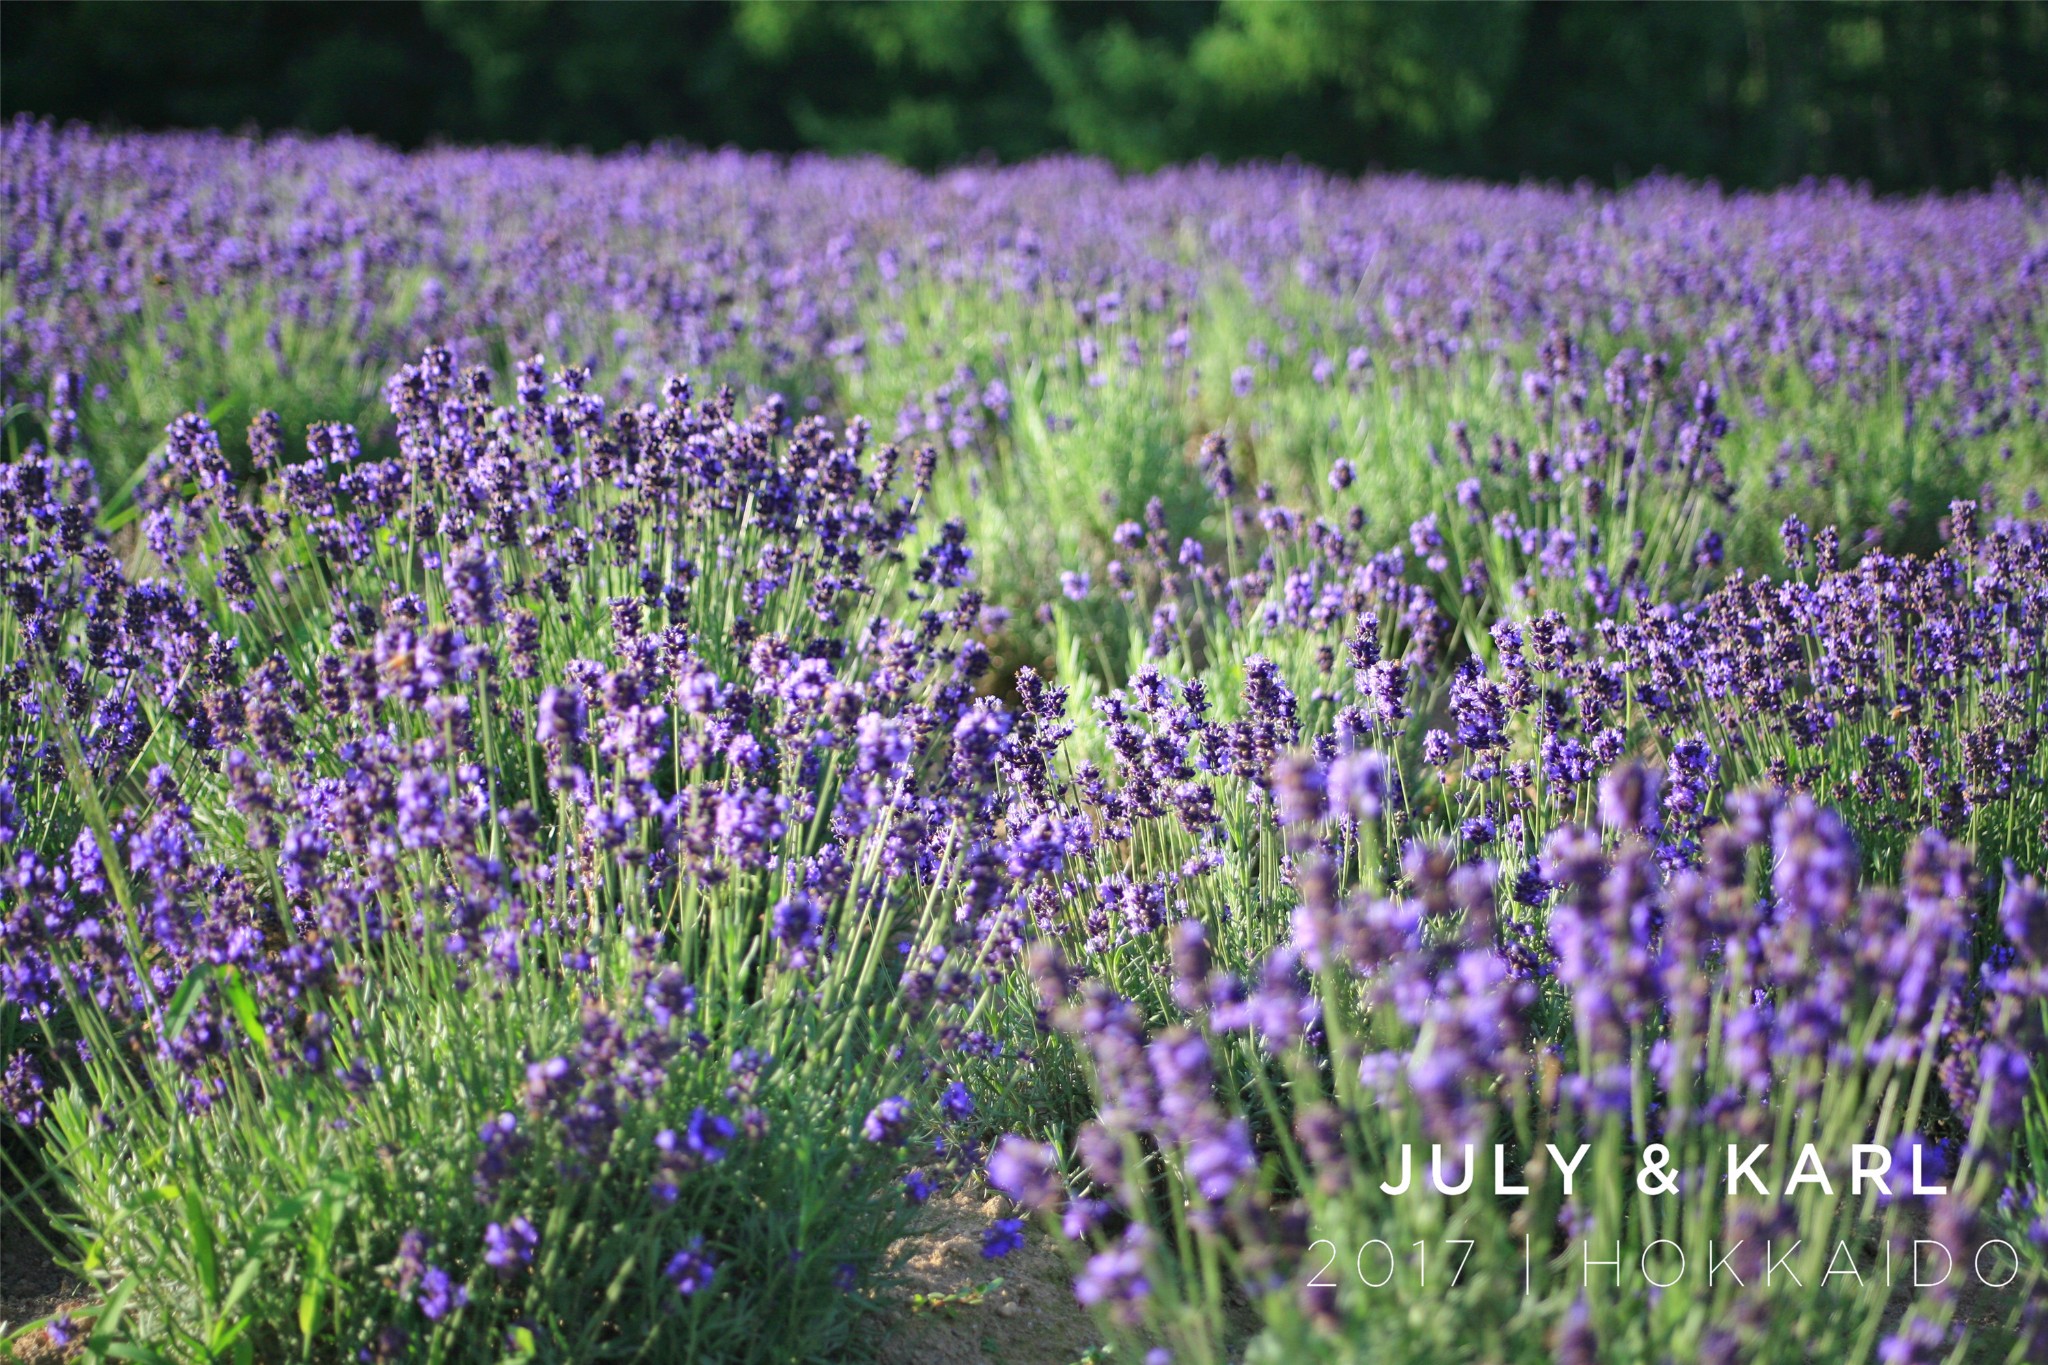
left=159, top=964, right=212, bottom=1046
left=218, top=1184, right=325, bottom=1322
left=102, top=1345, right=179, bottom=1365
left=496, top=1324, right=540, bottom=1364
left=83, top=1276, right=139, bottom=1361
left=297, top=1199, right=339, bottom=1347
left=100, top=443, right=166, bottom=522
left=297, top=1274, right=320, bottom=1343
left=217, top=967, right=271, bottom=1056
left=181, top=1183, right=220, bottom=1314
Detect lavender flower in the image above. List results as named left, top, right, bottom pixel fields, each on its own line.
left=482, top=1217, right=538, bottom=1277
left=1074, top=1227, right=1152, bottom=1326
left=861, top=1097, right=912, bottom=1147
left=664, top=1239, right=717, bottom=1297
left=981, top=1219, right=1026, bottom=1259
left=987, top=1135, right=1062, bottom=1213
left=416, top=1266, right=468, bottom=1322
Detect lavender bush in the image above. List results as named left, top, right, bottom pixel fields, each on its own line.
left=1, top=357, right=1024, bottom=1358
left=994, top=773, right=2048, bottom=1363
left=2, top=120, right=2045, bottom=1363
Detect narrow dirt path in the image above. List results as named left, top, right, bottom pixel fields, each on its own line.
left=874, top=1189, right=1103, bottom=1365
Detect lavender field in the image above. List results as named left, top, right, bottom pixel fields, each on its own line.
left=2, top=118, right=2046, bottom=1363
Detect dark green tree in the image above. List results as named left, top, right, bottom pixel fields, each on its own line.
left=6, top=0, right=2045, bottom=189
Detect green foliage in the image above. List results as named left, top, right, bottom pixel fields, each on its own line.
left=9, top=2, right=2048, bottom=190
left=29, top=945, right=909, bottom=1362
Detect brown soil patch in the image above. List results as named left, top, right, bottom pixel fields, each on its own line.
left=1, top=1211, right=86, bottom=1364
left=873, top=1189, right=1103, bottom=1365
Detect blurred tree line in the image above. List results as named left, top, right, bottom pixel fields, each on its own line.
left=6, top=0, right=2046, bottom=190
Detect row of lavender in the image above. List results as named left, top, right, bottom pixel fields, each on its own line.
left=2, top=359, right=1014, bottom=1359
left=10, top=118, right=2042, bottom=422
left=6, top=118, right=2044, bottom=605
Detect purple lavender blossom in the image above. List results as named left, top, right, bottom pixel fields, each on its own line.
left=483, top=1217, right=538, bottom=1277
left=981, top=1219, right=1026, bottom=1259
left=664, top=1240, right=717, bottom=1297
left=861, top=1097, right=913, bottom=1147
left=987, top=1135, right=1062, bottom=1213
left=416, top=1266, right=468, bottom=1322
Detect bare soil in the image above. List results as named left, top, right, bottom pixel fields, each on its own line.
left=1, top=1198, right=85, bottom=1364
left=872, top=1189, right=1104, bottom=1365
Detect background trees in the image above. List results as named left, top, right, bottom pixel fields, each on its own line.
left=7, top=0, right=2047, bottom=190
